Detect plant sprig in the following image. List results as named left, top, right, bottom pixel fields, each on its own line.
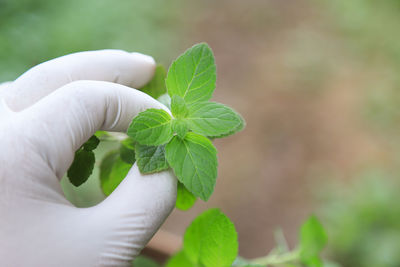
left=127, top=43, right=245, bottom=202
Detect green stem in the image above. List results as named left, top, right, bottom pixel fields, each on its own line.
left=251, top=249, right=300, bottom=266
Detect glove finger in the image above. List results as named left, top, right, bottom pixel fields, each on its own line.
left=4, top=50, right=155, bottom=111
left=90, top=163, right=177, bottom=264
left=19, top=80, right=169, bottom=179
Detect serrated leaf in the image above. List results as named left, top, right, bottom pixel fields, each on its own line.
left=171, top=95, right=188, bottom=118
left=67, top=149, right=95, bottom=187
left=140, top=65, right=167, bottom=99
left=135, top=143, right=169, bottom=174
left=166, top=43, right=216, bottom=104
left=120, top=138, right=136, bottom=164
left=183, top=208, right=238, bottom=267
left=186, top=102, right=244, bottom=138
left=172, top=119, right=189, bottom=139
left=165, top=132, right=217, bottom=201
left=166, top=251, right=193, bottom=267
left=176, top=181, right=197, bottom=210
left=127, top=108, right=173, bottom=146
left=100, top=151, right=132, bottom=196
left=299, top=215, right=327, bottom=267
left=83, top=135, right=100, bottom=151
left=132, top=255, right=160, bottom=267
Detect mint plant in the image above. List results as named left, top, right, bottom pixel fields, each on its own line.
left=134, top=209, right=330, bottom=267
left=127, top=43, right=244, bottom=202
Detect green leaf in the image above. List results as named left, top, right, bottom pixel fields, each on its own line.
left=140, top=65, right=167, bottom=99
left=100, top=151, right=132, bottom=196
left=172, top=119, right=189, bottom=139
left=166, top=251, right=193, bottom=267
left=127, top=108, right=173, bottom=146
left=67, top=149, right=95, bottom=187
left=187, top=102, right=244, bottom=138
left=183, top=208, right=238, bottom=267
left=299, top=215, right=327, bottom=267
left=176, top=182, right=197, bottom=211
left=120, top=137, right=136, bottom=164
left=83, top=135, right=100, bottom=151
left=132, top=255, right=160, bottom=267
left=135, top=143, right=169, bottom=174
left=165, top=132, right=217, bottom=201
left=166, top=43, right=216, bottom=104
left=171, top=95, right=188, bottom=118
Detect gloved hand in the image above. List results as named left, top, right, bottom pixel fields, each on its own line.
left=0, top=50, right=177, bottom=267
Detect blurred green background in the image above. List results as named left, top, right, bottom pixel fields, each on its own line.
left=3, top=0, right=400, bottom=266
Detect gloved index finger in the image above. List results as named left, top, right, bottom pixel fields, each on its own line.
left=4, top=50, right=156, bottom=111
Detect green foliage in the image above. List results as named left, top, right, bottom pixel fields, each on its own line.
left=172, top=119, right=189, bottom=139
left=166, top=210, right=332, bottom=267
left=127, top=109, right=174, bottom=146
left=165, top=251, right=193, bottom=267
left=166, top=133, right=217, bottom=201
left=100, top=150, right=132, bottom=196
left=171, top=95, right=189, bottom=119
left=299, top=215, right=327, bottom=267
left=67, top=135, right=99, bottom=186
left=166, top=43, right=216, bottom=105
left=67, top=149, right=95, bottom=187
left=168, top=209, right=238, bottom=267
left=175, top=182, right=197, bottom=211
left=186, top=102, right=244, bottom=138
left=127, top=43, right=244, bottom=203
left=249, top=215, right=329, bottom=267
left=0, top=0, right=183, bottom=82
left=83, top=135, right=100, bottom=151
left=318, top=170, right=400, bottom=267
left=135, top=144, right=169, bottom=174
left=120, top=138, right=136, bottom=164
left=140, top=65, right=167, bottom=99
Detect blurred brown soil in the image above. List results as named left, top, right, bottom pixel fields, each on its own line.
left=153, top=0, right=391, bottom=259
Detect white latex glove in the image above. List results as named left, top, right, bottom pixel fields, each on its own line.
left=0, top=50, right=177, bottom=267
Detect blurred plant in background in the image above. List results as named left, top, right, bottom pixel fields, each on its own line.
left=0, top=0, right=183, bottom=82
left=317, top=169, right=400, bottom=267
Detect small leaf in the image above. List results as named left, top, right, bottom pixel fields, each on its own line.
left=187, top=102, right=244, bottom=138
left=176, top=182, right=197, bottom=210
left=171, top=95, right=188, bottom=118
left=135, top=143, right=169, bottom=174
left=172, top=119, right=189, bottom=139
left=299, top=215, right=327, bottom=267
left=165, top=132, right=217, bottom=201
left=127, top=109, right=173, bottom=146
left=166, top=251, right=193, bottom=267
left=140, top=65, right=167, bottom=99
left=67, top=149, right=95, bottom=187
left=100, top=151, right=132, bottom=196
left=183, top=208, right=238, bottom=267
left=132, top=255, right=160, bottom=267
left=83, top=135, right=100, bottom=151
left=166, top=43, right=216, bottom=104
left=120, top=138, right=136, bottom=164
